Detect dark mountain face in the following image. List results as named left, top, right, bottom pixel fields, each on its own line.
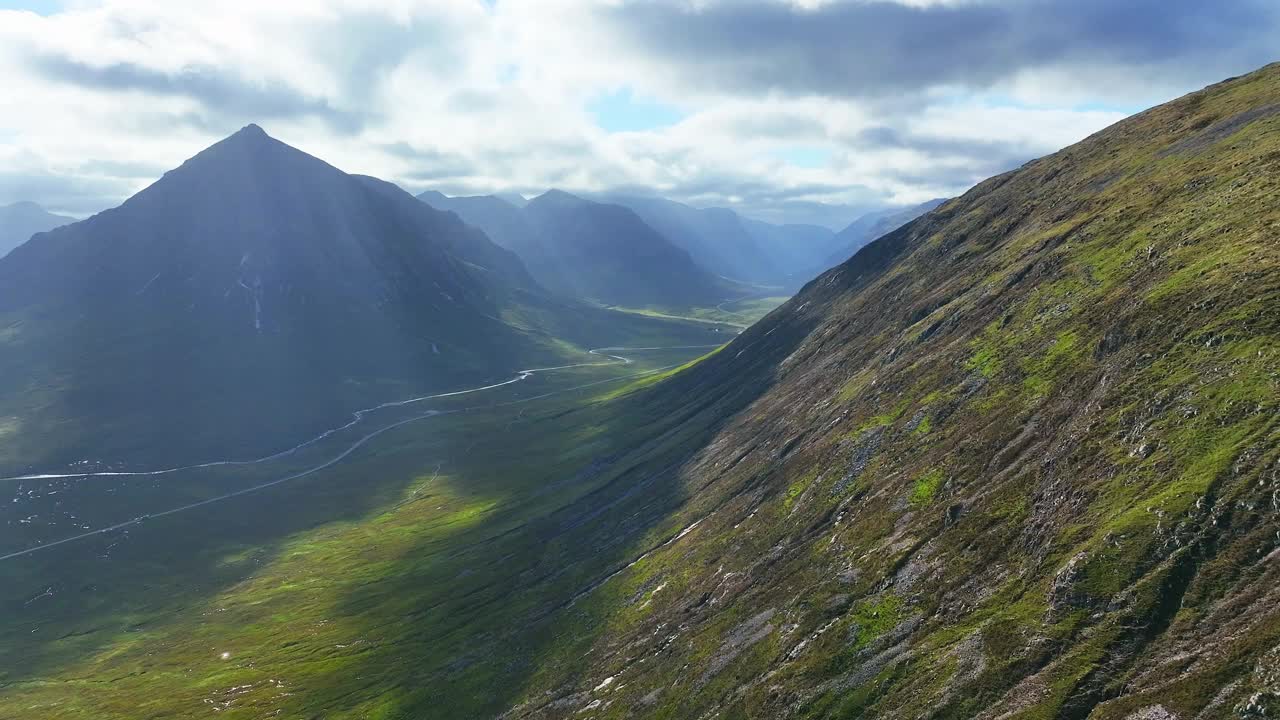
left=421, top=189, right=730, bottom=308
left=0, top=201, right=74, bottom=258
left=0, top=126, right=553, bottom=469
left=819, top=197, right=947, bottom=271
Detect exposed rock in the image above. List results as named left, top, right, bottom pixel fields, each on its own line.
left=697, top=609, right=777, bottom=686
left=1126, top=705, right=1178, bottom=720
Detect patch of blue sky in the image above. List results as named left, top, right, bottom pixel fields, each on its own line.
left=496, top=64, right=519, bottom=84
left=772, top=146, right=832, bottom=169
left=588, top=87, right=686, bottom=133
left=979, top=92, right=1147, bottom=116
left=0, top=1, right=61, bottom=14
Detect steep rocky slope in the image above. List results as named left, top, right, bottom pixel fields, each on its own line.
left=493, top=64, right=1279, bottom=719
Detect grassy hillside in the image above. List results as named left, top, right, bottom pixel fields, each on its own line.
left=476, top=63, right=1280, bottom=719
left=1, top=64, right=1277, bottom=720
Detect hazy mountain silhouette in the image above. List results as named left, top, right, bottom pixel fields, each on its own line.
left=0, top=201, right=74, bottom=258
left=420, top=189, right=731, bottom=308
left=819, top=197, right=947, bottom=271
left=603, top=195, right=779, bottom=284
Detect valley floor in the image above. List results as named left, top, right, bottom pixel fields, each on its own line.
left=604, top=293, right=791, bottom=330
left=0, top=334, right=733, bottom=719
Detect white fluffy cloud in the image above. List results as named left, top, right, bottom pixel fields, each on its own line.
left=0, top=0, right=1274, bottom=225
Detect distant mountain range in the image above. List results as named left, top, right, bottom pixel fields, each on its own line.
left=0, top=126, right=714, bottom=470
left=0, top=201, right=75, bottom=258
left=8, top=182, right=933, bottom=301
left=419, top=189, right=940, bottom=294
left=419, top=189, right=734, bottom=308
left=600, top=195, right=791, bottom=285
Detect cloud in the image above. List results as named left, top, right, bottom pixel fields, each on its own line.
left=589, top=0, right=1280, bottom=101
left=0, top=168, right=127, bottom=217
left=0, top=0, right=1274, bottom=228
left=33, top=54, right=364, bottom=133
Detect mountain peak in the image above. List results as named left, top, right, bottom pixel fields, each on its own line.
left=494, top=191, right=528, bottom=208
left=210, top=123, right=276, bottom=154
left=529, top=189, right=591, bottom=211
left=144, top=121, right=339, bottom=199
left=234, top=123, right=269, bottom=139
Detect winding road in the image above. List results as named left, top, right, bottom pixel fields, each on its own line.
left=0, top=345, right=722, bottom=563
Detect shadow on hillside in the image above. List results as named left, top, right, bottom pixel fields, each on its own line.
left=0, top=317, right=741, bottom=702
left=297, top=299, right=822, bottom=718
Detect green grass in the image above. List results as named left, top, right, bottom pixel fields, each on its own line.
left=605, top=294, right=790, bottom=329
left=910, top=468, right=945, bottom=507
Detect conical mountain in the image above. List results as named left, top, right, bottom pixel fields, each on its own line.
left=2, top=62, right=1278, bottom=720
left=0, top=126, right=553, bottom=469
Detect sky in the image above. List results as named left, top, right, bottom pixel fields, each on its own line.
left=0, top=0, right=1276, bottom=228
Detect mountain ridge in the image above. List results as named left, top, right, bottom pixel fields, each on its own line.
left=418, top=188, right=734, bottom=308
left=818, top=196, right=949, bottom=272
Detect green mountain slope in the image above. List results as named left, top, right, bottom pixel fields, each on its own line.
left=482, top=63, right=1280, bottom=720
left=0, top=65, right=1276, bottom=720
